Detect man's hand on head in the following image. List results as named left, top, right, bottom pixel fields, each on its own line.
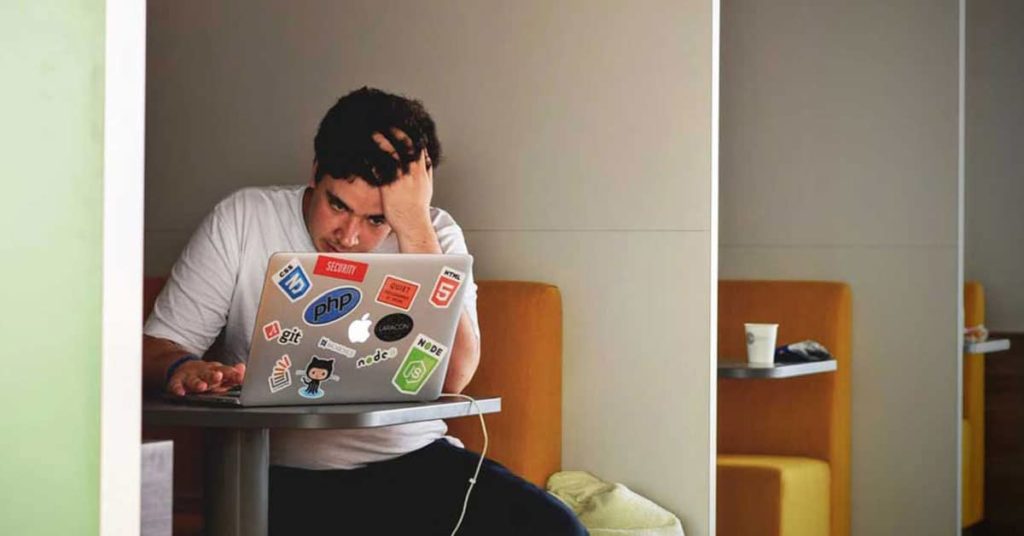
left=166, top=361, right=246, bottom=397
left=373, top=130, right=441, bottom=253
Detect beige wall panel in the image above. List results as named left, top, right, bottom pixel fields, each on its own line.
left=468, top=230, right=713, bottom=536
left=721, top=245, right=959, bottom=534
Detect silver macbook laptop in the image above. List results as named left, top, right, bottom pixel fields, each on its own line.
left=180, top=252, right=472, bottom=407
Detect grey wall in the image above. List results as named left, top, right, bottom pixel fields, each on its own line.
left=720, top=1, right=961, bottom=534
left=146, top=1, right=717, bottom=533
left=965, top=0, right=1024, bottom=332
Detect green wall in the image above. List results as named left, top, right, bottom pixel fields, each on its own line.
left=0, top=1, right=105, bottom=534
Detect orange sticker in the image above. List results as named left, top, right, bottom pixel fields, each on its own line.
left=375, top=275, right=421, bottom=311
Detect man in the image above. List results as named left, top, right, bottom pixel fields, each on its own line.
left=142, top=87, right=586, bottom=535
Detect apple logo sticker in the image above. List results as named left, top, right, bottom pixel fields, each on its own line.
left=348, top=313, right=372, bottom=343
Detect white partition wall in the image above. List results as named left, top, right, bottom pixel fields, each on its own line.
left=720, top=1, right=962, bottom=533
left=146, top=1, right=718, bottom=534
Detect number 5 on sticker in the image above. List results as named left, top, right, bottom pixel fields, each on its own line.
left=429, top=266, right=465, bottom=308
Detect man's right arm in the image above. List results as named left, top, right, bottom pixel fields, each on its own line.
left=143, top=335, right=245, bottom=395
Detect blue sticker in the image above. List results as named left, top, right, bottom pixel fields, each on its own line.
left=272, top=258, right=312, bottom=302
left=303, top=286, right=361, bottom=326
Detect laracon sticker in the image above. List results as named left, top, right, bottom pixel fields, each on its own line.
left=348, top=313, right=373, bottom=343
left=429, top=266, right=466, bottom=308
left=317, top=336, right=356, bottom=358
left=314, top=256, right=369, bottom=282
left=272, top=258, right=312, bottom=302
left=392, top=334, right=447, bottom=395
left=277, top=326, right=303, bottom=345
left=356, top=347, right=399, bottom=369
left=374, top=313, right=414, bottom=342
left=297, top=356, right=339, bottom=399
left=375, top=275, right=420, bottom=311
left=267, top=355, right=292, bottom=394
left=262, top=321, right=282, bottom=341
left=303, top=286, right=361, bottom=326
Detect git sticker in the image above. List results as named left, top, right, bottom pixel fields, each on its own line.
left=317, top=336, right=356, bottom=358
left=277, top=327, right=303, bottom=345
left=356, top=347, right=399, bottom=369
left=392, top=334, right=447, bottom=395
left=429, top=266, right=465, bottom=308
left=314, top=256, right=369, bottom=282
left=262, top=321, right=282, bottom=341
left=272, top=258, right=312, bottom=302
left=375, top=275, right=420, bottom=311
left=268, top=355, right=292, bottom=394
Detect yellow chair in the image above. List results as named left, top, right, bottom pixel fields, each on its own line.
left=717, top=280, right=852, bottom=536
left=962, top=281, right=985, bottom=527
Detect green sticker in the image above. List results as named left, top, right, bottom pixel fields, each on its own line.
left=392, top=334, right=447, bottom=394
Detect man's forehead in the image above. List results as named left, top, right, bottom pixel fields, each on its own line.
left=322, top=177, right=384, bottom=214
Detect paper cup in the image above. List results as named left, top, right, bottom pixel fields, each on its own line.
left=745, top=323, right=778, bottom=366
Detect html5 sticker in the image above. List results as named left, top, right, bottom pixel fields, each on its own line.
left=314, top=255, right=368, bottom=283
left=375, top=275, right=420, bottom=311
left=429, top=266, right=465, bottom=309
left=272, top=258, right=312, bottom=302
left=262, top=321, right=282, bottom=341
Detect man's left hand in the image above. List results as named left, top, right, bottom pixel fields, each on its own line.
left=374, top=130, right=434, bottom=237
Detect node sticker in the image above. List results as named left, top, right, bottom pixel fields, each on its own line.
left=314, top=256, right=369, bottom=283
left=356, top=347, right=399, bottom=369
left=317, top=336, right=356, bottom=358
left=429, top=266, right=465, bottom=309
left=375, top=275, right=420, bottom=311
left=272, top=258, right=312, bottom=302
left=392, top=334, right=447, bottom=395
left=267, top=355, right=292, bottom=394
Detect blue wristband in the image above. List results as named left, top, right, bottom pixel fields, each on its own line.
left=165, top=354, right=201, bottom=385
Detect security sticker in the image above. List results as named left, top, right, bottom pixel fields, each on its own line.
left=262, top=321, right=282, bottom=341
left=272, top=258, right=312, bottom=302
left=429, top=266, right=465, bottom=308
left=356, top=347, right=399, bottom=369
left=303, top=286, right=361, bottom=326
left=392, top=334, right=447, bottom=395
left=374, top=313, right=414, bottom=342
left=375, top=275, right=420, bottom=311
left=317, top=336, right=356, bottom=358
left=297, top=356, right=340, bottom=399
left=267, top=355, right=293, bottom=394
left=314, top=255, right=369, bottom=282
left=277, top=327, right=303, bottom=345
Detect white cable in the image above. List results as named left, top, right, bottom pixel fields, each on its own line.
left=440, top=393, right=489, bottom=536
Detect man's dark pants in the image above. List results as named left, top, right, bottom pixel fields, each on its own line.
left=269, top=439, right=588, bottom=535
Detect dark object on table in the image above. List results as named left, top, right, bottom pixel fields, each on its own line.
left=775, top=340, right=833, bottom=363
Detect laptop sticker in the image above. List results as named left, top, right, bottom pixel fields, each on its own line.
left=375, top=275, right=420, bottom=311
left=317, top=336, right=356, bottom=358
left=303, top=286, right=361, bottom=326
left=297, top=356, right=339, bottom=399
left=277, top=326, right=303, bottom=345
left=348, top=313, right=373, bottom=343
left=392, top=334, right=447, bottom=395
left=356, top=347, right=399, bottom=369
left=313, top=255, right=369, bottom=282
left=374, top=313, right=414, bottom=342
left=272, top=258, right=312, bottom=302
left=267, top=355, right=293, bottom=394
left=429, top=266, right=466, bottom=309
left=262, top=320, right=282, bottom=341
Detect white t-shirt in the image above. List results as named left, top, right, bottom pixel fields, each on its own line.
left=144, top=185, right=479, bottom=469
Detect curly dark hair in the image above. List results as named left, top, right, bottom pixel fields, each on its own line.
left=313, top=87, right=442, bottom=186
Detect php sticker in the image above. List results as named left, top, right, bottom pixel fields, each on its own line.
left=297, top=356, right=339, bottom=399
left=267, top=355, right=292, bottom=394
left=277, top=327, right=303, bottom=345
left=429, top=266, right=465, bottom=308
left=303, top=286, right=361, bottom=326
left=272, top=258, right=312, bottom=302
left=356, top=347, right=399, bottom=369
left=317, top=336, right=356, bottom=358
left=262, top=321, right=282, bottom=341
left=314, top=255, right=369, bottom=282
left=374, top=313, right=414, bottom=342
left=392, top=334, right=447, bottom=395
left=375, top=275, right=420, bottom=311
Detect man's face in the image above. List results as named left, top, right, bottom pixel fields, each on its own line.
left=304, top=175, right=392, bottom=253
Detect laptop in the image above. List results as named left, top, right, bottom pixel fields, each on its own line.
left=178, top=252, right=472, bottom=407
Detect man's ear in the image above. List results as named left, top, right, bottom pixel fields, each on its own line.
left=309, top=160, right=318, bottom=188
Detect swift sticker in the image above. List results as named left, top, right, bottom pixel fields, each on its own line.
left=267, top=355, right=292, bottom=394
left=314, top=256, right=369, bottom=282
left=262, top=321, right=282, bottom=341
left=317, top=336, right=356, bottom=358
left=356, top=347, right=399, bottom=369
left=429, top=266, right=465, bottom=308
left=303, top=286, right=361, bottom=326
left=374, top=313, right=414, bottom=342
left=297, top=356, right=339, bottom=399
left=375, top=275, right=420, bottom=311
left=392, top=334, right=447, bottom=395
left=348, top=313, right=373, bottom=343
left=277, top=326, right=303, bottom=345
left=272, top=258, right=312, bottom=302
